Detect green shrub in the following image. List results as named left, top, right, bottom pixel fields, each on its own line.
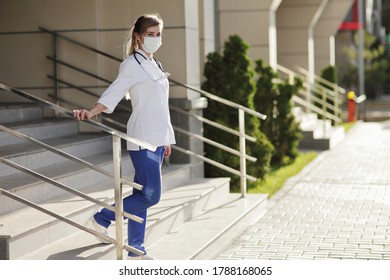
left=314, top=65, right=339, bottom=124
left=253, top=60, right=302, bottom=165
left=202, top=35, right=273, bottom=190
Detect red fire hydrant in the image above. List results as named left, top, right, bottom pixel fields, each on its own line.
left=347, top=91, right=356, bottom=122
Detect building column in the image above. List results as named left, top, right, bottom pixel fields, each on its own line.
left=308, top=0, right=330, bottom=84
left=313, top=0, right=355, bottom=73
left=216, top=0, right=281, bottom=65
left=199, top=0, right=217, bottom=80
left=269, top=0, right=283, bottom=70
left=277, top=0, right=354, bottom=74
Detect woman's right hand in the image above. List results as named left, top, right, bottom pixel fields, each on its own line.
left=73, top=109, right=92, bottom=121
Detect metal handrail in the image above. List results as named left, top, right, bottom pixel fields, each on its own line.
left=39, top=27, right=266, bottom=121
left=0, top=157, right=142, bottom=223
left=0, top=123, right=142, bottom=191
left=169, top=106, right=256, bottom=142
left=39, top=26, right=268, bottom=196
left=276, top=64, right=343, bottom=128
left=0, top=82, right=154, bottom=150
left=0, top=82, right=157, bottom=260
left=172, top=146, right=257, bottom=182
left=0, top=188, right=115, bottom=247
left=173, top=126, right=257, bottom=162
left=295, top=66, right=347, bottom=95
left=40, top=28, right=266, bottom=196
left=46, top=56, right=113, bottom=84
left=52, top=92, right=260, bottom=177
left=169, top=78, right=267, bottom=121
left=47, top=93, right=130, bottom=131
left=46, top=75, right=130, bottom=112
left=39, top=27, right=122, bottom=63
left=0, top=187, right=144, bottom=257
left=277, top=64, right=344, bottom=98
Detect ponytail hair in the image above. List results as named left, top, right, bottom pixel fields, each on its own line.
left=123, top=13, right=163, bottom=59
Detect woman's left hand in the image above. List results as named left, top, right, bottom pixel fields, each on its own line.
left=164, top=145, right=172, bottom=157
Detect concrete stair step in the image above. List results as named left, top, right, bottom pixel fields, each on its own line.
left=293, top=107, right=345, bottom=150
left=0, top=119, right=79, bottom=147
left=79, top=177, right=232, bottom=260
left=293, top=107, right=318, bottom=125
left=299, top=125, right=345, bottom=150
left=0, top=178, right=119, bottom=259
left=149, top=193, right=267, bottom=260
left=0, top=133, right=112, bottom=177
left=0, top=103, right=43, bottom=124
left=0, top=148, right=191, bottom=214
left=19, top=192, right=267, bottom=260
left=1, top=177, right=231, bottom=260
left=0, top=163, right=192, bottom=259
left=0, top=152, right=118, bottom=216
left=299, top=118, right=332, bottom=132
left=145, top=177, right=231, bottom=245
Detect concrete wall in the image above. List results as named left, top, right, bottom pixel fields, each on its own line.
left=0, top=0, right=356, bottom=100
left=0, top=0, right=357, bottom=174
left=199, top=0, right=217, bottom=80
left=0, top=0, right=202, bottom=101
left=216, top=0, right=276, bottom=65
left=0, top=0, right=205, bottom=174
left=277, top=0, right=354, bottom=74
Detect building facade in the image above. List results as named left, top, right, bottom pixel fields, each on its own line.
left=0, top=0, right=358, bottom=170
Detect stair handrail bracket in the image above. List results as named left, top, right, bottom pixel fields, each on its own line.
left=0, top=82, right=156, bottom=260
left=276, top=64, right=345, bottom=132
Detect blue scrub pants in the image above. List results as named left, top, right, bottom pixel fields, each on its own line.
left=93, top=146, right=165, bottom=256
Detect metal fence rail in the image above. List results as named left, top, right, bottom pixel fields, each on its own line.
left=39, top=26, right=267, bottom=196
left=0, top=82, right=156, bottom=260
left=277, top=64, right=345, bottom=129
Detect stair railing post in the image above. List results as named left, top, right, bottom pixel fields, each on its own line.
left=322, top=89, right=327, bottom=137
left=52, top=34, right=59, bottom=103
left=238, top=108, right=247, bottom=197
left=306, top=74, right=312, bottom=114
left=112, top=134, right=124, bottom=260
left=334, top=83, right=340, bottom=126
left=52, top=32, right=60, bottom=118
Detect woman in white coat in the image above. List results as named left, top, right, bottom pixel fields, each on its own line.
left=73, top=13, right=175, bottom=260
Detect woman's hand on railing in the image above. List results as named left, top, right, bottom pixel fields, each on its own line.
left=73, top=108, right=93, bottom=121
left=73, top=103, right=107, bottom=121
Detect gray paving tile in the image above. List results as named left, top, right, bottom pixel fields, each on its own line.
left=216, top=122, right=390, bottom=260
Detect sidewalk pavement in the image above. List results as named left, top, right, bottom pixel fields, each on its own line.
left=217, top=120, right=390, bottom=260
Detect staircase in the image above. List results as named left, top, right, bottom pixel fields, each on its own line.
left=293, top=107, right=345, bottom=150
left=0, top=103, right=267, bottom=260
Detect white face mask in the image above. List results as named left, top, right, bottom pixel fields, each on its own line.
left=142, top=36, right=162, bottom=53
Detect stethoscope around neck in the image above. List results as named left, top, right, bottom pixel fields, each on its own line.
left=134, top=51, right=165, bottom=72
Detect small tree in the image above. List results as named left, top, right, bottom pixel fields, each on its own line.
left=253, top=59, right=302, bottom=165
left=320, top=65, right=337, bottom=85
left=202, top=35, right=273, bottom=190
left=341, top=31, right=389, bottom=99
